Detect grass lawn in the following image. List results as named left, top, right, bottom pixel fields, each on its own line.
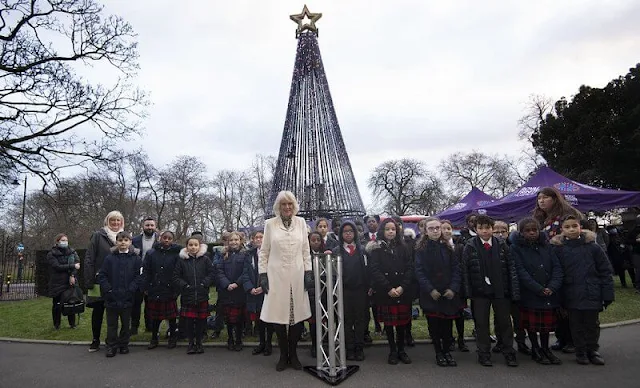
left=1, top=283, right=639, bottom=342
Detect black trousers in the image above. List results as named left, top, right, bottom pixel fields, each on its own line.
left=427, top=316, right=453, bottom=354
left=90, top=300, right=105, bottom=341
left=344, top=288, right=367, bottom=351
left=51, top=294, right=76, bottom=328
left=494, top=302, right=526, bottom=345
left=569, top=309, right=600, bottom=353
left=131, top=290, right=148, bottom=329
left=472, top=297, right=515, bottom=355
left=106, top=307, right=131, bottom=349
left=555, top=312, right=573, bottom=345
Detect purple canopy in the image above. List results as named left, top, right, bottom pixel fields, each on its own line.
left=435, top=187, right=496, bottom=226
left=482, top=166, right=640, bottom=222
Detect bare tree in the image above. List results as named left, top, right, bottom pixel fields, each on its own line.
left=0, top=0, right=147, bottom=184
left=368, top=159, right=445, bottom=215
left=518, top=94, right=555, bottom=140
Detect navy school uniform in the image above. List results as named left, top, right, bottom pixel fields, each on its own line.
left=216, top=248, right=248, bottom=324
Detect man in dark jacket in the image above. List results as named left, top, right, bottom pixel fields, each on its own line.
left=332, top=221, right=369, bottom=361
left=97, top=232, right=142, bottom=358
left=462, top=215, right=520, bottom=367
left=131, top=217, right=158, bottom=334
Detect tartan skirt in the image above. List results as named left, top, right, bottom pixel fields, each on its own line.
left=377, top=304, right=411, bottom=326
left=146, top=299, right=177, bottom=320
left=179, top=301, right=209, bottom=319
left=519, top=307, right=557, bottom=332
left=223, top=305, right=245, bottom=324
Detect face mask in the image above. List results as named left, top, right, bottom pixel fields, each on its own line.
left=58, top=241, right=69, bottom=248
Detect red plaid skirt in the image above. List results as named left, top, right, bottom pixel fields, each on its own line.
left=519, top=307, right=557, bottom=333
left=248, top=311, right=259, bottom=322
left=179, top=301, right=209, bottom=319
left=146, top=299, right=177, bottom=320
left=377, top=304, right=411, bottom=326
left=223, top=305, right=245, bottom=324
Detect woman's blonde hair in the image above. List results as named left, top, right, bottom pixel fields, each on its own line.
left=272, top=191, right=299, bottom=217
left=103, top=210, right=124, bottom=227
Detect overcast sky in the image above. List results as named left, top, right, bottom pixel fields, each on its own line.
left=100, top=0, right=640, bottom=210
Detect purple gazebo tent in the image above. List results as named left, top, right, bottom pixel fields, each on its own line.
left=435, top=187, right=497, bottom=226
left=482, top=166, right=640, bottom=222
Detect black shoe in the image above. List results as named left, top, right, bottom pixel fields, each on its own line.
left=355, top=348, right=365, bottom=361
left=587, top=351, right=605, bottom=365
left=478, top=354, right=492, bottom=367
left=310, top=345, right=316, bottom=358
left=234, top=342, right=243, bottom=352
left=119, top=346, right=130, bottom=355
left=346, top=350, right=356, bottom=361
left=444, top=352, right=457, bottom=367
left=105, top=347, right=117, bottom=358
left=364, top=332, right=373, bottom=346
left=541, top=348, right=562, bottom=365
left=405, top=333, right=415, bottom=347
left=252, top=344, right=265, bottom=355
left=550, top=340, right=564, bottom=351
left=562, top=344, right=576, bottom=354
left=576, top=352, right=590, bottom=365
left=227, top=339, right=235, bottom=351
left=398, top=351, right=412, bottom=364
left=276, top=356, right=288, bottom=372
left=148, top=339, right=159, bottom=350
left=492, top=343, right=503, bottom=353
left=517, top=343, right=532, bottom=356
left=458, top=339, right=470, bottom=352
left=388, top=352, right=399, bottom=365
left=504, top=353, right=518, bottom=367
left=54, top=325, right=60, bottom=331
left=264, top=343, right=273, bottom=356
left=89, top=339, right=100, bottom=353
left=196, top=344, right=205, bottom=354
left=289, top=354, right=302, bottom=370
left=490, top=335, right=497, bottom=343
left=531, top=348, right=550, bottom=365
left=449, top=342, right=456, bottom=352
left=167, top=337, right=177, bottom=349
left=187, top=343, right=197, bottom=354
left=436, top=353, right=448, bottom=367
left=130, top=327, right=139, bottom=336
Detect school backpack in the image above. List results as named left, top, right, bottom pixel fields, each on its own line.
left=61, top=285, right=85, bottom=316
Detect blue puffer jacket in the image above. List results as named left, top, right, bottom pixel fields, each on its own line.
left=215, top=248, right=248, bottom=306
left=511, top=233, right=563, bottom=310
left=551, top=231, right=614, bottom=311
left=97, top=248, right=142, bottom=309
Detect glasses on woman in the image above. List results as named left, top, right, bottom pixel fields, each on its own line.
left=427, top=226, right=441, bottom=232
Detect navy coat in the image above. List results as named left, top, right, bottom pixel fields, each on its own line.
left=462, top=236, right=520, bottom=301
left=47, top=246, right=80, bottom=298
left=331, top=221, right=369, bottom=291
left=173, top=244, right=215, bottom=306
left=97, top=248, right=142, bottom=309
left=511, top=233, right=563, bottom=310
left=366, top=240, right=414, bottom=306
left=142, top=243, right=181, bottom=302
left=216, top=248, right=248, bottom=306
left=415, top=239, right=461, bottom=316
left=242, top=247, right=264, bottom=313
left=551, top=231, right=615, bottom=311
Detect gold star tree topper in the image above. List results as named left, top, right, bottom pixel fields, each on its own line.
left=290, top=5, right=322, bottom=37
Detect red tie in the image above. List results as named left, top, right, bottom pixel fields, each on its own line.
left=370, top=234, right=375, bottom=241
left=483, top=242, right=491, bottom=251
left=348, top=244, right=355, bottom=255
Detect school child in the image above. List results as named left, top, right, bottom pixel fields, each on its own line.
left=462, top=215, right=520, bottom=367
left=441, top=219, right=469, bottom=352
left=362, top=215, right=382, bottom=341
left=97, top=231, right=142, bottom=358
left=142, top=231, right=181, bottom=350
left=307, top=231, right=326, bottom=358
left=216, top=231, right=248, bottom=351
left=415, top=217, right=462, bottom=367
left=316, top=218, right=339, bottom=251
left=243, top=230, right=274, bottom=356
left=332, top=221, right=369, bottom=361
left=512, top=218, right=564, bottom=365
left=173, top=236, right=215, bottom=354
left=551, top=215, right=614, bottom=365
left=367, top=219, right=414, bottom=365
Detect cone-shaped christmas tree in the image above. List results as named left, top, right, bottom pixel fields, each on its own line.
left=267, top=6, right=366, bottom=220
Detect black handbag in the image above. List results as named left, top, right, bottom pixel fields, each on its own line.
left=61, top=285, right=85, bottom=316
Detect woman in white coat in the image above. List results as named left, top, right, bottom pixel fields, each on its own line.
left=259, top=191, right=313, bottom=371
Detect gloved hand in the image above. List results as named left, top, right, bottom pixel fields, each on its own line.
left=304, top=270, right=314, bottom=290
left=430, top=289, right=441, bottom=301
left=443, top=289, right=455, bottom=299
left=259, top=273, right=269, bottom=294
left=603, top=300, right=613, bottom=309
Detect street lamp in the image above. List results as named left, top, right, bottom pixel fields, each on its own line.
left=11, top=175, right=27, bottom=243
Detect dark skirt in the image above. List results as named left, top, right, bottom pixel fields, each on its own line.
left=222, top=304, right=245, bottom=324
left=180, top=301, right=209, bottom=319
left=424, top=310, right=459, bottom=319
left=519, top=307, right=557, bottom=333
left=146, top=299, right=177, bottom=320
left=377, top=304, right=411, bottom=326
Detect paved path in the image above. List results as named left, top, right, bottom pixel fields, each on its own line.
left=1, top=324, right=638, bottom=388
